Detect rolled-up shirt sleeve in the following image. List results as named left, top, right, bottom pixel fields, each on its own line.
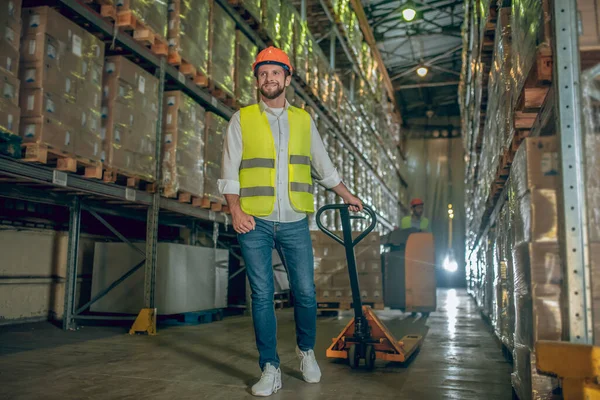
left=310, top=117, right=342, bottom=189
left=217, top=112, right=242, bottom=195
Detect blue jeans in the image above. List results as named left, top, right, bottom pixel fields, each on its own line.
left=238, top=217, right=317, bottom=370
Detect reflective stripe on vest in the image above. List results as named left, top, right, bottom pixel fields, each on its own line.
left=401, top=216, right=429, bottom=230
left=239, top=104, right=314, bottom=217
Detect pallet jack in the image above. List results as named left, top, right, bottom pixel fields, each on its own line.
left=316, top=204, right=424, bottom=369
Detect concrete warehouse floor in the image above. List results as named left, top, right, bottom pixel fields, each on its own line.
left=0, top=289, right=513, bottom=399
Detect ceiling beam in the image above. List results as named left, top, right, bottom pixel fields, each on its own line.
left=428, top=64, right=461, bottom=76
left=389, top=44, right=462, bottom=80
left=395, top=80, right=460, bottom=90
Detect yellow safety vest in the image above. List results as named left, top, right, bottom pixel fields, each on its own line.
left=239, top=104, right=314, bottom=217
left=401, top=216, right=429, bottom=230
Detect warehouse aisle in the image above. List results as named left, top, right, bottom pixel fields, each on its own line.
left=0, top=289, right=513, bottom=399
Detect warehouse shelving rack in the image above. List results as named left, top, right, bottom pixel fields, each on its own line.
left=465, top=0, right=593, bottom=345
left=1, top=0, right=403, bottom=331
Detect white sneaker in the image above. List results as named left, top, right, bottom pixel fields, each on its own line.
left=251, top=363, right=282, bottom=397
left=296, top=347, right=322, bottom=383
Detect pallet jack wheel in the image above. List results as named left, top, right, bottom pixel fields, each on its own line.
left=348, top=344, right=360, bottom=369
left=365, top=345, right=376, bottom=370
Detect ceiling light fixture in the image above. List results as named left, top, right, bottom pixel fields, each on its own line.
left=416, top=66, right=428, bottom=77
left=400, top=0, right=418, bottom=22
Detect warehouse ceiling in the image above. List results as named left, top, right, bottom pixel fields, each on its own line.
left=363, top=0, right=464, bottom=132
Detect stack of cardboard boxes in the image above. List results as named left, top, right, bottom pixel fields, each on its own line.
left=312, top=230, right=382, bottom=305
left=101, top=56, right=160, bottom=182
left=203, top=112, right=227, bottom=205
left=0, top=0, right=21, bottom=137
left=19, top=6, right=104, bottom=161
left=234, top=31, right=257, bottom=107
left=167, top=0, right=211, bottom=82
left=502, top=136, right=563, bottom=400
left=161, top=91, right=206, bottom=198
left=210, top=4, right=236, bottom=99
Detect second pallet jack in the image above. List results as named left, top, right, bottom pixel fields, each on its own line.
left=316, top=204, right=424, bottom=369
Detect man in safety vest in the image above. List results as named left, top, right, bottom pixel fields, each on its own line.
left=218, top=47, right=363, bottom=397
left=401, top=198, right=429, bottom=231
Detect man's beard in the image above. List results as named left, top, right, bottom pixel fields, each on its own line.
left=260, top=82, right=285, bottom=100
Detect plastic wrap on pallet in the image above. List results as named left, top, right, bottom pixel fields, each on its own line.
left=261, top=0, right=281, bottom=46
left=319, top=59, right=331, bottom=108
left=279, top=1, right=295, bottom=63
left=101, top=56, right=159, bottom=181
left=167, top=0, right=211, bottom=78
left=294, top=18, right=309, bottom=84
left=161, top=91, right=205, bottom=198
left=0, top=3, right=20, bottom=138
left=204, top=112, right=227, bottom=204
left=235, top=30, right=258, bottom=107
left=20, top=7, right=104, bottom=161
left=0, top=5, right=20, bottom=79
left=582, top=69, right=600, bottom=243
left=511, top=241, right=562, bottom=400
left=581, top=68, right=600, bottom=344
left=307, top=36, right=320, bottom=97
left=510, top=0, right=543, bottom=103
left=210, top=3, right=236, bottom=98
left=118, top=0, right=168, bottom=40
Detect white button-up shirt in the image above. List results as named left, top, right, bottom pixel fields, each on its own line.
left=218, top=100, right=342, bottom=222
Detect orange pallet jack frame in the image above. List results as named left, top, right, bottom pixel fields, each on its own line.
left=316, top=204, right=424, bottom=369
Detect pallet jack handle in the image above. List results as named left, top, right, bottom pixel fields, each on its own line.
left=316, top=204, right=377, bottom=338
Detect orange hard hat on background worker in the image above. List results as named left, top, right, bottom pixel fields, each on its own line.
left=410, top=198, right=424, bottom=207
left=252, top=46, right=294, bottom=74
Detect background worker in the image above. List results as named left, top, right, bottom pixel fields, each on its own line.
left=218, top=46, right=363, bottom=397
left=401, top=198, right=429, bottom=231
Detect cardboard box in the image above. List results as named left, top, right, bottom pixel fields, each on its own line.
left=167, top=0, right=211, bottom=77
left=0, top=40, right=20, bottom=77
left=0, top=68, right=20, bottom=107
left=235, top=30, right=257, bottom=107
left=101, top=56, right=159, bottom=179
left=578, top=0, right=600, bottom=50
left=4, top=0, right=22, bottom=22
left=591, top=242, right=600, bottom=346
left=511, top=136, right=560, bottom=199
left=0, top=98, right=20, bottom=135
left=203, top=112, right=226, bottom=203
left=512, top=189, right=559, bottom=246
left=20, top=116, right=74, bottom=152
left=209, top=3, right=235, bottom=97
left=161, top=91, right=206, bottom=197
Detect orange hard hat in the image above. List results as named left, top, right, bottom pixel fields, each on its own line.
left=410, top=198, right=424, bottom=207
left=252, top=46, right=293, bottom=74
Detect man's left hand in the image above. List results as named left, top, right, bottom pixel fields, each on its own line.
left=343, top=194, right=363, bottom=213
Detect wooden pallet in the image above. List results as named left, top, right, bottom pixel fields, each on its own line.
left=103, top=168, right=157, bottom=192
left=210, top=83, right=237, bottom=109
left=159, top=309, right=224, bottom=326
left=20, top=143, right=103, bottom=179
left=167, top=50, right=210, bottom=88
left=174, top=191, right=224, bottom=212
left=114, top=10, right=168, bottom=57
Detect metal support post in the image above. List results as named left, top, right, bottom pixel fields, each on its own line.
left=63, top=196, right=81, bottom=330
left=131, top=59, right=165, bottom=336
left=350, top=72, right=356, bottom=101
left=143, top=58, right=166, bottom=309
left=301, top=0, right=306, bottom=21
left=552, top=0, right=592, bottom=344
left=330, top=29, right=336, bottom=70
